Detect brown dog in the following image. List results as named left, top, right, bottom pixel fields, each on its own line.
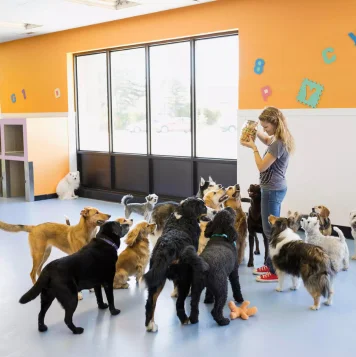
left=113, top=221, right=156, bottom=289
left=311, top=205, right=332, bottom=236
left=0, top=207, right=111, bottom=284
left=203, top=188, right=228, bottom=211
left=224, top=184, right=248, bottom=265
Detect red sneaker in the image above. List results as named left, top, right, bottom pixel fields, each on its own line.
left=256, top=272, right=279, bottom=283
left=253, top=265, right=270, bottom=275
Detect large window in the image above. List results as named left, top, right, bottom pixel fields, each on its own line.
left=150, top=42, right=191, bottom=157
left=75, top=34, right=238, bottom=159
left=195, top=36, right=238, bottom=159
left=76, top=53, right=108, bottom=152
left=111, top=48, right=147, bottom=154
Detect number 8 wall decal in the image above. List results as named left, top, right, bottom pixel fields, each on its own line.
left=11, top=94, right=16, bottom=103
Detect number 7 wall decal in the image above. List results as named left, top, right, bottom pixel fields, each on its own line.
left=296, top=79, right=324, bottom=108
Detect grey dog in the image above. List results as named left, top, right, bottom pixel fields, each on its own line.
left=121, top=194, right=159, bottom=221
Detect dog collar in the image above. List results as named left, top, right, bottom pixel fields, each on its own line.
left=99, top=238, right=119, bottom=251
left=210, top=234, right=236, bottom=247
left=211, top=234, right=228, bottom=239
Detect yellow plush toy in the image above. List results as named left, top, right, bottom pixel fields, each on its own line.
left=228, top=300, right=258, bottom=320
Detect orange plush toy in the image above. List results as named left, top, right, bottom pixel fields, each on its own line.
left=228, top=301, right=258, bottom=320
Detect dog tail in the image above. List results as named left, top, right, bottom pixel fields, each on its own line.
left=0, top=220, right=34, bottom=233
left=143, top=252, right=173, bottom=288
left=64, top=215, right=71, bottom=226
left=333, top=227, right=346, bottom=243
left=121, top=194, right=133, bottom=207
left=19, top=272, right=50, bottom=304
left=180, top=246, right=209, bottom=273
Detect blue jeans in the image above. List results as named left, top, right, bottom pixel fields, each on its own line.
left=261, top=188, right=287, bottom=275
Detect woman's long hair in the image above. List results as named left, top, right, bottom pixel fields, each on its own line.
left=259, top=107, right=295, bottom=154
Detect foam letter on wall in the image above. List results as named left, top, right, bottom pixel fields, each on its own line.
left=261, top=86, right=272, bottom=101
left=322, top=47, right=336, bottom=64
left=22, top=89, right=27, bottom=99
left=11, top=94, right=16, bottom=103
left=348, top=32, right=356, bottom=45
left=254, top=58, right=265, bottom=74
left=296, top=79, right=324, bottom=108
left=54, top=88, right=61, bottom=99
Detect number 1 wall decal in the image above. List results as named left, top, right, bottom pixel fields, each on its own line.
left=22, top=89, right=27, bottom=99
left=296, top=79, right=324, bottom=108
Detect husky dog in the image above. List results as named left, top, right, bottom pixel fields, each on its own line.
left=196, top=176, right=222, bottom=198
left=56, top=171, right=80, bottom=200
left=121, top=194, right=158, bottom=221
left=269, top=215, right=337, bottom=310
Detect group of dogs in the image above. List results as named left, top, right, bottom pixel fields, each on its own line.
left=1, top=176, right=355, bottom=335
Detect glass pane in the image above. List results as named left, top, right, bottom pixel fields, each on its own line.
left=150, top=42, right=191, bottom=157
left=195, top=36, right=239, bottom=159
left=111, top=48, right=147, bottom=154
left=77, top=53, right=109, bottom=151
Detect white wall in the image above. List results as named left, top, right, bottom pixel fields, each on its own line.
left=237, top=108, right=356, bottom=227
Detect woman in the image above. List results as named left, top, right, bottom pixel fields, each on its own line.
left=241, top=107, right=295, bottom=282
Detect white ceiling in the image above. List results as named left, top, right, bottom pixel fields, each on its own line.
left=0, top=0, right=214, bottom=44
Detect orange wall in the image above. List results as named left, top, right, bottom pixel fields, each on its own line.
left=26, top=117, right=69, bottom=195
left=0, top=0, right=356, bottom=112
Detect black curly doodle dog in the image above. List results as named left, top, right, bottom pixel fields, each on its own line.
left=142, top=197, right=207, bottom=333
left=19, top=221, right=129, bottom=335
left=172, top=207, right=244, bottom=326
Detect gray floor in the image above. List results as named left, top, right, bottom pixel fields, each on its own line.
left=0, top=197, right=355, bottom=357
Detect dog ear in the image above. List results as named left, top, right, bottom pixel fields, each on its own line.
left=200, top=177, right=205, bottom=186
left=204, top=221, right=214, bottom=238
left=321, top=206, right=330, bottom=217
left=80, top=207, right=90, bottom=218
left=125, top=224, right=141, bottom=246
left=287, top=210, right=292, bottom=216
left=209, top=176, right=214, bottom=182
left=113, top=221, right=123, bottom=237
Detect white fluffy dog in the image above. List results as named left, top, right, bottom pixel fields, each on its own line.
left=56, top=171, right=80, bottom=200
left=301, top=216, right=349, bottom=272
left=350, top=210, right=356, bottom=260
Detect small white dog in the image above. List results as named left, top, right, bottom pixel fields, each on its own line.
left=56, top=171, right=80, bottom=200
left=301, top=216, right=349, bottom=272
left=350, top=210, right=356, bottom=260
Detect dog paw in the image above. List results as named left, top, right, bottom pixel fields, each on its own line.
left=217, top=318, right=230, bottom=326
left=275, top=287, right=283, bottom=292
left=89, top=288, right=94, bottom=293
left=247, top=262, right=254, bottom=268
left=73, top=327, right=84, bottom=334
left=235, top=297, right=244, bottom=304
left=182, top=318, right=190, bottom=325
left=324, top=301, right=332, bottom=306
left=342, top=267, right=349, bottom=271
left=310, top=305, right=319, bottom=311
left=110, top=309, right=121, bottom=316
left=78, top=292, right=83, bottom=300
left=290, top=286, right=298, bottom=291
left=351, top=255, right=356, bottom=260
left=98, top=303, right=108, bottom=310
left=254, top=250, right=260, bottom=255
left=38, top=324, right=48, bottom=332
left=146, top=321, right=158, bottom=332
left=189, top=316, right=199, bottom=324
